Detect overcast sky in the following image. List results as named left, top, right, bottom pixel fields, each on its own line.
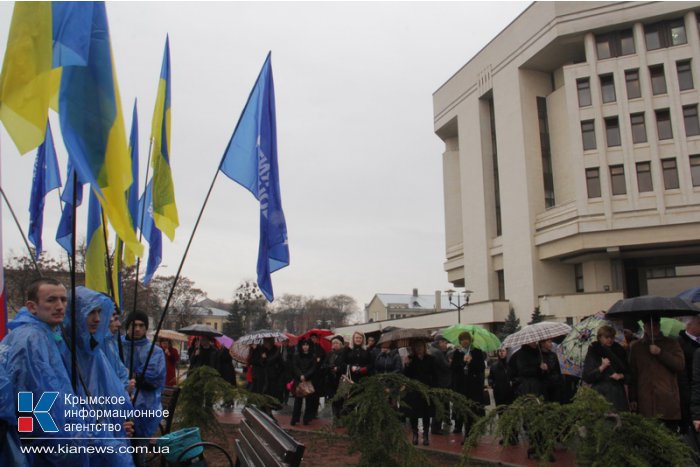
left=0, top=1, right=529, bottom=311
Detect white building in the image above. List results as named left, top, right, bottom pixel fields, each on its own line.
left=433, top=1, right=700, bottom=326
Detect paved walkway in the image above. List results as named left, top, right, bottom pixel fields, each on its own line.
left=215, top=405, right=575, bottom=466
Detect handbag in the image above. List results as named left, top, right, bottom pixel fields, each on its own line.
left=295, top=380, right=315, bottom=398
left=336, top=367, right=354, bottom=398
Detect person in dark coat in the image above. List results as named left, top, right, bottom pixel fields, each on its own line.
left=428, top=335, right=452, bottom=434
left=188, top=337, right=217, bottom=370
left=403, top=340, right=438, bottom=446
left=582, top=325, right=629, bottom=411
left=374, top=341, right=403, bottom=374
left=291, top=339, right=318, bottom=425
left=345, top=331, right=372, bottom=382
left=366, top=335, right=380, bottom=361
left=321, top=336, right=347, bottom=420
left=690, top=347, right=700, bottom=430
left=450, top=331, right=486, bottom=437
left=250, top=337, right=285, bottom=403
left=489, top=348, right=515, bottom=406
left=676, top=317, right=700, bottom=434
left=540, top=339, right=563, bottom=403
left=308, top=333, right=327, bottom=419
left=510, top=342, right=547, bottom=398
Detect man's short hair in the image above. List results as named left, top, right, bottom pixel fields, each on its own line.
left=27, top=277, right=63, bottom=302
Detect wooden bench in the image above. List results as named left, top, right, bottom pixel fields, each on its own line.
left=159, top=386, right=181, bottom=435
left=234, top=405, right=305, bottom=467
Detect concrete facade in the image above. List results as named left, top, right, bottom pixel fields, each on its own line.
left=434, top=2, right=700, bottom=325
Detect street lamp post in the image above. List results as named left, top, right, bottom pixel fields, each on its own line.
left=446, top=289, right=472, bottom=324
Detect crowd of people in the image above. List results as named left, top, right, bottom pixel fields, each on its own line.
left=3, top=277, right=700, bottom=465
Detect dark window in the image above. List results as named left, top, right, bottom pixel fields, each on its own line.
left=605, top=117, right=621, bottom=147
left=677, top=60, right=694, bottom=91
left=645, top=18, right=687, bottom=50
left=636, top=161, right=653, bottom=192
left=581, top=120, right=596, bottom=150
left=574, top=263, right=584, bottom=293
left=586, top=168, right=601, bottom=198
left=683, top=104, right=700, bottom=136
left=577, top=78, right=591, bottom=107
left=487, top=96, right=502, bottom=237
left=662, top=158, right=680, bottom=189
left=497, top=271, right=505, bottom=300
left=610, top=165, right=626, bottom=195
left=625, top=69, right=641, bottom=99
left=596, top=29, right=635, bottom=59
left=650, top=65, right=667, bottom=95
left=656, top=109, right=673, bottom=140
left=690, top=155, right=700, bottom=186
left=600, top=74, right=616, bottom=103
left=631, top=113, right=647, bottom=144
left=537, top=97, right=555, bottom=208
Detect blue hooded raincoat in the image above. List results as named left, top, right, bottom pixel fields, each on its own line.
left=0, top=308, right=89, bottom=466
left=63, top=287, right=135, bottom=467
left=122, top=328, right=165, bottom=437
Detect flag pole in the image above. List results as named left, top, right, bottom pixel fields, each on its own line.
left=0, top=186, right=41, bottom=275
left=132, top=167, right=223, bottom=405
left=70, top=177, right=78, bottom=391
left=134, top=52, right=272, bottom=403
left=100, top=207, right=119, bottom=309
left=128, top=137, right=153, bottom=380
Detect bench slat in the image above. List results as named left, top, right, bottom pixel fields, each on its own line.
left=241, top=406, right=304, bottom=465
left=240, top=420, right=285, bottom=467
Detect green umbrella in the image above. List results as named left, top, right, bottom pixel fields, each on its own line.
left=441, top=324, right=501, bottom=352
left=637, top=317, right=685, bottom=337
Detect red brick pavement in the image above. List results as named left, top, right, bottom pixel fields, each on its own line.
left=215, top=408, right=576, bottom=466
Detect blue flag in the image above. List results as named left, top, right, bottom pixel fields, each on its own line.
left=139, top=180, right=162, bottom=285
left=128, top=100, right=139, bottom=230
left=28, top=121, right=61, bottom=258
left=220, top=53, right=289, bottom=301
left=56, top=162, right=85, bottom=256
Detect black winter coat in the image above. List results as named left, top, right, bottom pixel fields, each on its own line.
left=451, top=347, right=486, bottom=404
left=582, top=341, right=629, bottom=411
left=488, top=358, right=515, bottom=406
left=677, top=331, right=700, bottom=425
left=345, top=346, right=372, bottom=382
left=321, top=349, right=347, bottom=397
left=374, top=350, right=402, bottom=374
left=403, top=353, right=437, bottom=419
left=510, top=345, right=547, bottom=398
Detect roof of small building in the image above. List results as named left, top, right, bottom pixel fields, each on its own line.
left=190, top=305, right=229, bottom=317
left=375, top=293, right=448, bottom=310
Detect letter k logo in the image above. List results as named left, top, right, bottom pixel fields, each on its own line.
left=17, top=392, right=59, bottom=433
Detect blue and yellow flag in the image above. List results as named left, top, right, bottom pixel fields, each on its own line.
left=220, top=53, right=289, bottom=302
left=58, top=2, right=143, bottom=259
left=85, top=189, right=109, bottom=294
left=150, top=36, right=178, bottom=241
left=28, top=121, right=61, bottom=258
left=0, top=2, right=92, bottom=154
left=56, top=161, right=85, bottom=256
left=139, top=180, right=162, bottom=285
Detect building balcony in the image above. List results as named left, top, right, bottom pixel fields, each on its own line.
left=538, top=291, right=624, bottom=322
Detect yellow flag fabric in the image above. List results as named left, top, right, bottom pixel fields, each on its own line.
left=150, top=37, right=178, bottom=241
left=0, top=2, right=59, bottom=154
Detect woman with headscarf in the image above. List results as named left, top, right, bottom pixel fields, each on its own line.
left=403, top=340, right=437, bottom=446
left=582, top=325, right=629, bottom=411
left=345, top=331, right=372, bottom=382
left=290, top=339, right=317, bottom=425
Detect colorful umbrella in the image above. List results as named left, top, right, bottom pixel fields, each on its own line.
left=557, top=315, right=624, bottom=377
left=501, top=321, right=572, bottom=348
left=216, top=335, right=234, bottom=349
left=229, top=340, right=250, bottom=364
left=441, top=324, right=501, bottom=352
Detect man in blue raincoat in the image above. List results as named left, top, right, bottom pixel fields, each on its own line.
left=0, top=277, right=89, bottom=466
left=63, top=287, right=136, bottom=466
left=122, top=311, right=165, bottom=466
left=103, top=307, right=131, bottom=392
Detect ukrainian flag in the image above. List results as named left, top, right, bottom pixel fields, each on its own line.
left=58, top=2, right=143, bottom=258
left=85, top=189, right=109, bottom=295
left=150, top=36, right=178, bottom=241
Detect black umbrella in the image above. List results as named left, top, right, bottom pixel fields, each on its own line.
left=178, top=324, right=223, bottom=337
left=606, top=295, right=700, bottom=319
